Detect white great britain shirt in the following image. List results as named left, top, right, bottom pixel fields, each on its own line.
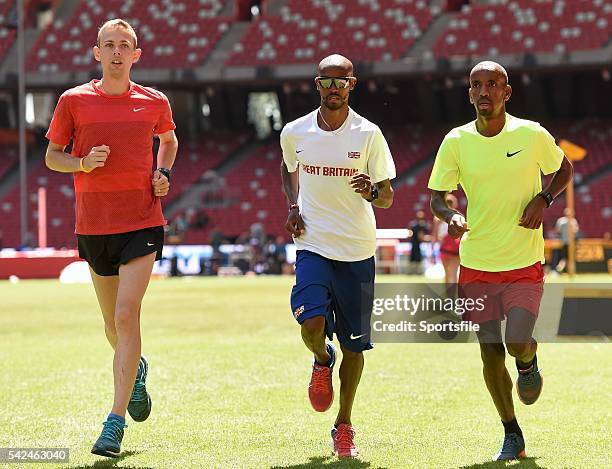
left=281, top=108, right=396, bottom=262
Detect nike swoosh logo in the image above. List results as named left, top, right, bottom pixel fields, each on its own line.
left=133, top=107, right=145, bottom=112
left=506, top=150, right=523, bottom=157
left=147, top=242, right=154, bottom=246
left=296, top=150, right=304, bottom=153
left=350, top=333, right=366, bottom=340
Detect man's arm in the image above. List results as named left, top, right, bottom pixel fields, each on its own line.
left=280, top=160, right=299, bottom=205
left=431, top=190, right=458, bottom=223
left=372, top=179, right=393, bottom=209
left=543, top=156, right=573, bottom=199
left=350, top=174, right=394, bottom=208
left=152, top=130, right=178, bottom=197
left=280, top=161, right=304, bottom=237
left=430, top=190, right=469, bottom=239
left=155, top=129, right=179, bottom=170
left=519, top=156, right=573, bottom=229
left=45, top=141, right=109, bottom=173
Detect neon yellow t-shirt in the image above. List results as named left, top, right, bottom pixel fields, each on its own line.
left=428, top=114, right=564, bottom=272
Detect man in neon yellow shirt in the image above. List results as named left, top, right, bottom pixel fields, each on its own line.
left=428, top=61, right=573, bottom=461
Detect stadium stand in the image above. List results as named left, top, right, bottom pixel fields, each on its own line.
left=0, top=155, right=73, bottom=248
left=433, top=0, right=612, bottom=58
left=548, top=119, right=612, bottom=181
left=384, top=125, right=443, bottom=175
left=1, top=115, right=608, bottom=248
left=227, top=0, right=436, bottom=66
left=180, top=126, right=446, bottom=242
left=162, top=130, right=249, bottom=206
left=27, top=0, right=231, bottom=72
left=544, top=172, right=612, bottom=239
left=0, top=0, right=16, bottom=65
left=169, top=118, right=612, bottom=243
left=0, top=143, right=18, bottom=181
left=0, top=131, right=248, bottom=248
left=179, top=141, right=288, bottom=244
left=1, top=1, right=610, bottom=250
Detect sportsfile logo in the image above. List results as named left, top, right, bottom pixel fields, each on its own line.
left=347, top=151, right=360, bottom=159
left=293, top=305, right=305, bottom=319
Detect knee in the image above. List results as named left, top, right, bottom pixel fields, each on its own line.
left=105, top=322, right=117, bottom=338
left=114, top=306, right=139, bottom=333
left=301, top=316, right=325, bottom=339
left=339, top=346, right=363, bottom=363
left=506, top=342, right=529, bottom=359
left=480, top=343, right=506, bottom=369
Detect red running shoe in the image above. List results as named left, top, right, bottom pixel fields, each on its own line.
left=308, top=343, right=336, bottom=412
left=331, top=423, right=359, bottom=458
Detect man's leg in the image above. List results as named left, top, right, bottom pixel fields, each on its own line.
left=90, top=268, right=119, bottom=348
left=90, top=253, right=155, bottom=458
left=110, top=252, right=156, bottom=417
left=291, top=251, right=336, bottom=413
left=477, top=320, right=515, bottom=422
left=301, top=315, right=336, bottom=413
left=329, top=255, right=373, bottom=459
left=505, top=307, right=537, bottom=366
left=301, top=316, right=330, bottom=366
left=477, top=320, right=526, bottom=460
left=505, top=307, right=542, bottom=406
left=335, top=345, right=363, bottom=427
left=442, top=255, right=460, bottom=298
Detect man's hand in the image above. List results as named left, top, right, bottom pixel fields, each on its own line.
left=350, top=173, right=373, bottom=200
left=285, top=207, right=305, bottom=237
left=152, top=169, right=170, bottom=197
left=82, top=145, right=110, bottom=172
left=448, top=213, right=469, bottom=239
left=519, top=195, right=547, bottom=229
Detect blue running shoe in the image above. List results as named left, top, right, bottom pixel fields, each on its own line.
left=91, top=417, right=126, bottom=458
left=516, top=355, right=543, bottom=405
left=127, top=356, right=152, bottom=422
left=493, top=433, right=526, bottom=461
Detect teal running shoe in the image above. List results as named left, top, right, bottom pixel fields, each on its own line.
left=493, top=433, right=526, bottom=461
left=91, top=417, right=126, bottom=458
left=127, top=356, right=152, bottom=422
left=516, top=355, right=543, bottom=405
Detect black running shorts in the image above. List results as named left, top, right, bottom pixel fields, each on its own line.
left=77, top=226, right=164, bottom=276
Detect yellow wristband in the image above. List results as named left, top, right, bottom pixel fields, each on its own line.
left=79, top=157, right=89, bottom=173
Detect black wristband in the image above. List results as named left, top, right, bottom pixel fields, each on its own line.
left=158, top=167, right=171, bottom=182
left=537, top=191, right=553, bottom=207
left=445, top=211, right=460, bottom=224
left=366, top=186, right=379, bottom=203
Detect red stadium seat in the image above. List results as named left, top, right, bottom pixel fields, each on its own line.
left=433, top=0, right=612, bottom=58
left=0, top=131, right=247, bottom=248
left=27, top=0, right=230, bottom=72
left=227, top=0, right=435, bottom=66
left=0, top=1, right=17, bottom=65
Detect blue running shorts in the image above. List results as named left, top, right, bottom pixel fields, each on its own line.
left=290, top=250, right=375, bottom=353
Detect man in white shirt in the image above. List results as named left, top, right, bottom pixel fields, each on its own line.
left=280, top=54, right=396, bottom=458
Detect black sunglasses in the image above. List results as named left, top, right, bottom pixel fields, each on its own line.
left=317, top=76, right=352, bottom=89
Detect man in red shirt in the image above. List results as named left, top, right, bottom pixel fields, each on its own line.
left=45, top=19, right=178, bottom=458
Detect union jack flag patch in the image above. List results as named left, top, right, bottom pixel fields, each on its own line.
left=294, top=305, right=305, bottom=319
left=348, top=151, right=360, bottom=159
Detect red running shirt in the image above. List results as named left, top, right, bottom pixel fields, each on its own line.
left=46, top=80, right=176, bottom=235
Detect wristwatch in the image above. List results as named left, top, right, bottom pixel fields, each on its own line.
left=537, top=190, right=553, bottom=207
left=366, top=186, right=379, bottom=203
left=157, top=167, right=171, bottom=182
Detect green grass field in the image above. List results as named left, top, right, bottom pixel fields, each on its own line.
left=0, top=275, right=610, bottom=468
